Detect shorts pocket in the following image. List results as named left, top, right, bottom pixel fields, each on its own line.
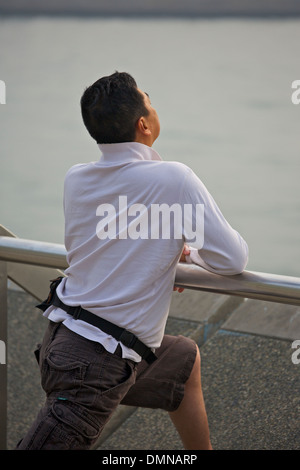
left=41, top=350, right=89, bottom=396
left=52, top=400, right=100, bottom=441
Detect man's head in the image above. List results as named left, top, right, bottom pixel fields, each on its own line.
left=80, top=71, right=160, bottom=146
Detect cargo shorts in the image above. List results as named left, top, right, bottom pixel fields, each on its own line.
left=16, top=320, right=197, bottom=450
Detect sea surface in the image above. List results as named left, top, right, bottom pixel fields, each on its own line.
left=0, top=17, right=299, bottom=276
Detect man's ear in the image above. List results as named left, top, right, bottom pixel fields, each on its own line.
left=136, top=116, right=151, bottom=136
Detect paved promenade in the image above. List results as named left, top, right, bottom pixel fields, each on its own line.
left=7, top=286, right=300, bottom=450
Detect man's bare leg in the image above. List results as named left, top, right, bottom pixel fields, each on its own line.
left=169, top=347, right=212, bottom=450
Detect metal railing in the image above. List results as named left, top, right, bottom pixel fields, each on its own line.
left=1, top=227, right=300, bottom=449
left=1, top=234, right=300, bottom=305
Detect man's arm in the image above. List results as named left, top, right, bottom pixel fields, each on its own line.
left=186, top=242, right=248, bottom=276
left=182, top=167, right=249, bottom=276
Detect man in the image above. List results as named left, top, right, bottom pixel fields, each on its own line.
left=17, top=72, right=248, bottom=450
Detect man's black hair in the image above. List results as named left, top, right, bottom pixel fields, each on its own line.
left=80, top=71, right=149, bottom=144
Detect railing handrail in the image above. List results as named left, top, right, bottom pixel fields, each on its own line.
left=0, top=236, right=68, bottom=269
left=1, top=235, right=300, bottom=306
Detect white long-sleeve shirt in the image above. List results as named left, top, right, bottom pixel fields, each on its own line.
left=44, top=142, right=248, bottom=361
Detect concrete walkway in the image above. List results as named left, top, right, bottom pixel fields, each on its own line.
left=6, top=286, right=300, bottom=450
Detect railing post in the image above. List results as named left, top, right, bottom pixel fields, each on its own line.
left=0, top=261, right=7, bottom=450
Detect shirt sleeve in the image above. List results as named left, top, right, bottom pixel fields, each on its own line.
left=181, top=166, right=249, bottom=275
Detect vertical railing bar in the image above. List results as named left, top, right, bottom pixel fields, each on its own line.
left=0, top=261, right=7, bottom=450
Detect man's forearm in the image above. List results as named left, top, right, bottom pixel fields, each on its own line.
left=186, top=234, right=249, bottom=276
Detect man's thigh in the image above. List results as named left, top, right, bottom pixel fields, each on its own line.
left=121, top=335, right=197, bottom=412
left=17, top=322, right=136, bottom=450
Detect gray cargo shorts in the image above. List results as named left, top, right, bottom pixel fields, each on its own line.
left=16, top=320, right=197, bottom=450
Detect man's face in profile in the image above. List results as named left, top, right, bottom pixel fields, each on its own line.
left=138, top=88, right=161, bottom=145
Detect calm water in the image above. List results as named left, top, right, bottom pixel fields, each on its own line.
left=0, top=17, right=299, bottom=276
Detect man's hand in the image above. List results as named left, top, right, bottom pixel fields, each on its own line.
left=174, top=245, right=190, bottom=293
left=179, top=244, right=190, bottom=262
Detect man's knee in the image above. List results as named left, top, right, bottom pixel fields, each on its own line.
left=185, top=345, right=201, bottom=388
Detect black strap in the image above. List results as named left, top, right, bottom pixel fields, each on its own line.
left=36, top=277, right=157, bottom=364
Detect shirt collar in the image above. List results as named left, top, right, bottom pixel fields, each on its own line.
left=97, top=142, right=162, bottom=166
